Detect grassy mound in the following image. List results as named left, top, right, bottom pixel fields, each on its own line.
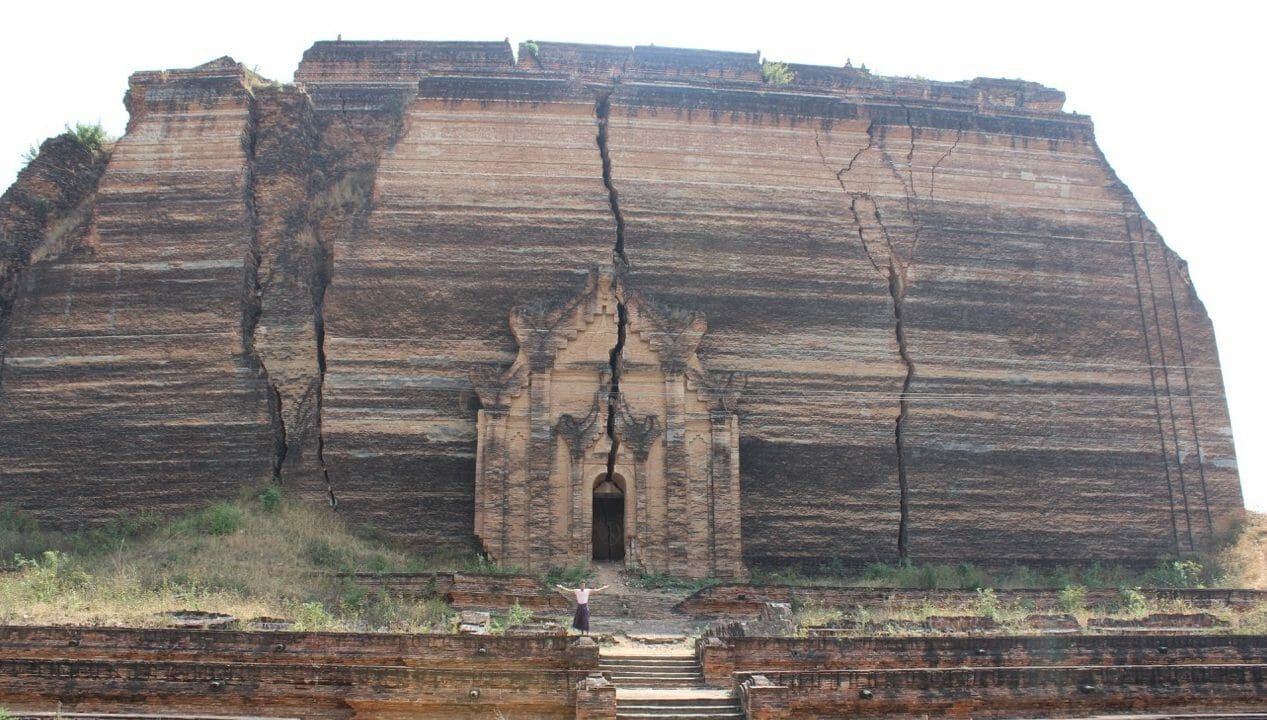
left=0, top=486, right=473, bottom=631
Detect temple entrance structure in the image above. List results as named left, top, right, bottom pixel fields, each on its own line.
left=471, top=270, right=746, bottom=579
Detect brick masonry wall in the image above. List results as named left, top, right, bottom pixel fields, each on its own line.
left=0, top=626, right=599, bottom=719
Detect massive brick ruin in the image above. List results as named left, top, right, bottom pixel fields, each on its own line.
left=0, top=40, right=1243, bottom=574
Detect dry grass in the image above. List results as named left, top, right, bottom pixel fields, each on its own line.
left=1212, top=510, right=1267, bottom=589
left=0, top=489, right=462, bottom=631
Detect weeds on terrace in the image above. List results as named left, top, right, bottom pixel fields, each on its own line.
left=1058, top=584, right=1088, bottom=613
left=545, top=563, right=592, bottom=587
left=628, top=570, right=720, bottom=593
left=753, top=553, right=1240, bottom=591
left=0, top=488, right=480, bottom=631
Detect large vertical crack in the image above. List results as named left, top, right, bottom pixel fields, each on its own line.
left=239, top=89, right=288, bottom=486
left=815, top=116, right=961, bottom=562
left=597, top=91, right=629, bottom=270
left=596, top=88, right=629, bottom=489
left=245, top=81, right=371, bottom=506
left=307, top=88, right=413, bottom=511
left=890, top=261, right=913, bottom=559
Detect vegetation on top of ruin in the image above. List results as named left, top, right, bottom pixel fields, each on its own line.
left=244, top=65, right=286, bottom=92
left=19, top=122, right=111, bottom=167
left=760, top=59, right=794, bottom=85
left=64, top=122, right=109, bottom=158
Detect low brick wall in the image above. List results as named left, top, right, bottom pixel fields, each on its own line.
left=339, top=571, right=571, bottom=612
left=678, top=585, right=1267, bottom=618
left=0, top=626, right=599, bottom=719
left=0, top=625, right=586, bottom=668
left=699, top=634, right=1267, bottom=686
left=738, top=664, right=1267, bottom=718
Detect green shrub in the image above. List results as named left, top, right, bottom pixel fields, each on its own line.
left=0, top=705, right=14, bottom=720
left=367, top=552, right=391, bottom=574
left=508, top=601, right=533, bottom=626
left=182, top=502, right=242, bottom=536
left=258, top=484, right=283, bottom=514
left=629, top=570, right=719, bottom=593
left=861, top=561, right=896, bottom=583
left=523, top=41, right=540, bottom=59
left=293, top=601, right=336, bottom=630
left=304, top=538, right=350, bottom=570
left=761, top=60, right=795, bottom=85
left=956, top=562, right=991, bottom=590
left=974, top=588, right=1001, bottom=620
left=1058, top=584, right=1088, bottom=613
left=816, top=557, right=847, bottom=577
left=993, top=564, right=1040, bottom=589
left=1117, top=586, right=1148, bottom=615
left=544, top=563, right=590, bottom=587
left=1150, top=559, right=1205, bottom=588
left=16, top=550, right=93, bottom=601
left=0, top=505, right=38, bottom=536
left=65, top=122, right=108, bottom=157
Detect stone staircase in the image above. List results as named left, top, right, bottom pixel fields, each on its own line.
left=600, top=655, right=704, bottom=686
left=600, top=652, right=743, bottom=719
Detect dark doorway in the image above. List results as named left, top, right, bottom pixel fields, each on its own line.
left=592, top=477, right=625, bottom=561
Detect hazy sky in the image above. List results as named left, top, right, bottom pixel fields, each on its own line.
left=3, top=0, right=1263, bottom=510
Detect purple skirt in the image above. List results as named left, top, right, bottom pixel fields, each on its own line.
left=572, top=603, right=590, bottom=632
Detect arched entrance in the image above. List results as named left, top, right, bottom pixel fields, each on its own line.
left=592, top=474, right=625, bottom=561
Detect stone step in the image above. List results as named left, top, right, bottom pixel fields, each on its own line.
left=607, top=674, right=706, bottom=685
left=602, top=652, right=707, bottom=688
left=603, top=666, right=702, bottom=674
left=616, top=699, right=744, bottom=719
left=616, top=711, right=743, bottom=718
left=601, top=658, right=699, bottom=667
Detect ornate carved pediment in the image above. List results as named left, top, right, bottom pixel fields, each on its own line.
left=622, top=291, right=707, bottom=375
left=508, top=270, right=602, bottom=369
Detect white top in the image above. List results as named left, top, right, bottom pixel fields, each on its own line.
left=575, top=588, right=591, bottom=604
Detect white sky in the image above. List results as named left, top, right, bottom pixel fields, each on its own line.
left=3, top=0, right=1263, bottom=510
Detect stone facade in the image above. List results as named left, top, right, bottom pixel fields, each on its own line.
left=0, top=39, right=1243, bottom=571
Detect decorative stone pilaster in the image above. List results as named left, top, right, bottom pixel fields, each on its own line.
left=615, top=399, right=661, bottom=569
left=690, top=370, right=748, bottom=578
left=557, top=379, right=608, bottom=555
